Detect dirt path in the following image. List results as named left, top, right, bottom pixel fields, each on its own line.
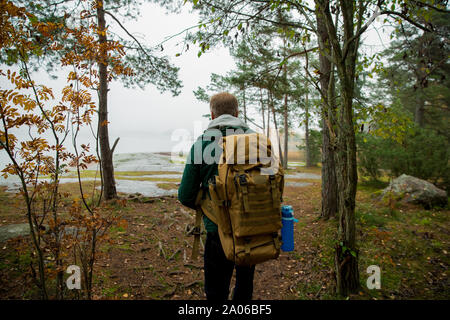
left=88, top=182, right=333, bottom=300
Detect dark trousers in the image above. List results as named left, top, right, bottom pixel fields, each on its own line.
left=204, top=232, right=255, bottom=302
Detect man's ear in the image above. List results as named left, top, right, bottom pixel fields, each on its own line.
left=211, top=111, right=215, bottom=120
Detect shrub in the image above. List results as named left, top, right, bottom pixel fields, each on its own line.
left=297, top=129, right=322, bottom=166
left=357, top=127, right=449, bottom=190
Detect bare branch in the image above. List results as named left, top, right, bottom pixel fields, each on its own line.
left=103, top=10, right=152, bottom=59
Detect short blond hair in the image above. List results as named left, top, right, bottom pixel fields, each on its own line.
left=210, top=92, right=238, bottom=117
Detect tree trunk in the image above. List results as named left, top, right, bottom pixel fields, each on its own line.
left=97, top=0, right=117, bottom=200
left=266, top=90, right=270, bottom=137
left=269, top=90, right=284, bottom=165
left=321, top=116, right=338, bottom=220
left=242, top=86, right=247, bottom=123
left=282, top=60, right=289, bottom=169
left=316, top=5, right=337, bottom=220
left=414, top=90, right=425, bottom=127
left=316, top=0, right=360, bottom=296
left=334, top=79, right=359, bottom=296
left=414, top=33, right=427, bottom=128
left=283, top=93, right=289, bottom=169
left=334, top=0, right=360, bottom=296
left=304, top=89, right=312, bottom=167
left=260, top=88, right=265, bottom=132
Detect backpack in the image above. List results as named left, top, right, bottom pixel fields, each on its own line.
left=193, top=132, right=284, bottom=266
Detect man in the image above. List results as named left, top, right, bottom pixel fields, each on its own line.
left=178, top=92, right=255, bottom=301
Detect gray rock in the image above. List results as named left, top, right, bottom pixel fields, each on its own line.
left=0, top=223, right=30, bottom=242
left=381, top=174, right=448, bottom=208
left=0, top=223, right=104, bottom=243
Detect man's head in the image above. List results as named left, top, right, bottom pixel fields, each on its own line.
left=210, top=92, right=238, bottom=120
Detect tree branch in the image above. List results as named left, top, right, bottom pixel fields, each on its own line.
left=380, top=10, right=433, bottom=32
left=342, top=6, right=380, bottom=63
left=103, top=10, right=152, bottom=59
left=410, top=0, right=450, bottom=13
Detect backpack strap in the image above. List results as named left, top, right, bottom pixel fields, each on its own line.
left=273, top=233, right=281, bottom=250
left=269, top=175, right=278, bottom=208
left=191, top=190, right=203, bottom=260
left=237, top=170, right=250, bottom=213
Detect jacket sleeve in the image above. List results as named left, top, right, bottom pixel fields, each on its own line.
left=178, top=141, right=202, bottom=209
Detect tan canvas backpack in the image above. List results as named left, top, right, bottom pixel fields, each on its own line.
left=193, top=132, right=284, bottom=266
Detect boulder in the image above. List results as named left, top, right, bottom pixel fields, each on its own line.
left=0, top=223, right=30, bottom=242
left=381, top=174, right=448, bottom=209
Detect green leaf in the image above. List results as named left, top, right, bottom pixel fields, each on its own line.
left=28, top=15, right=38, bottom=24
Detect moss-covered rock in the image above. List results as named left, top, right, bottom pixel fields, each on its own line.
left=381, top=174, right=448, bottom=209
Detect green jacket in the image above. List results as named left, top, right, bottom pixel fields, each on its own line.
left=178, top=114, right=254, bottom=232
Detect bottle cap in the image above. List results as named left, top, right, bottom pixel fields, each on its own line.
left=281, top=205, right=293, bottom=217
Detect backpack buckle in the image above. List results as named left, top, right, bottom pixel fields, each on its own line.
left=192, top=226, right=201, bottom=236
left=238, top=174, right=247, bottom=185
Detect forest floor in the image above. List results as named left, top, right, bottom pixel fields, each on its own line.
left=0, top=166, right=449, bottom=300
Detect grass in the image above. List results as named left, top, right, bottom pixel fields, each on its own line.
left=40, top=170, right=181, bottom=179
left=356, top=203, right=395, bottom=228
left=114, top=171, right=181, bottom=176
left=290, top=173, right=449, bottom=300
left=357, top=179, right=390, bottom=193
left=101, top=284, right=120, bottom=298
left=115, top=176, right=180, bottom=182
left=156, top=183, right=178, bottom=190
left=353, top=180, right=450, bottom=300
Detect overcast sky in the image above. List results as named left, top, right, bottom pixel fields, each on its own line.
left=103, top=2, right=237, bottom=153
left=0, top=1, right=393, bottom=161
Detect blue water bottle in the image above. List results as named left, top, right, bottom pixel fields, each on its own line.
left=281, top=205, right=298, bottom=252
